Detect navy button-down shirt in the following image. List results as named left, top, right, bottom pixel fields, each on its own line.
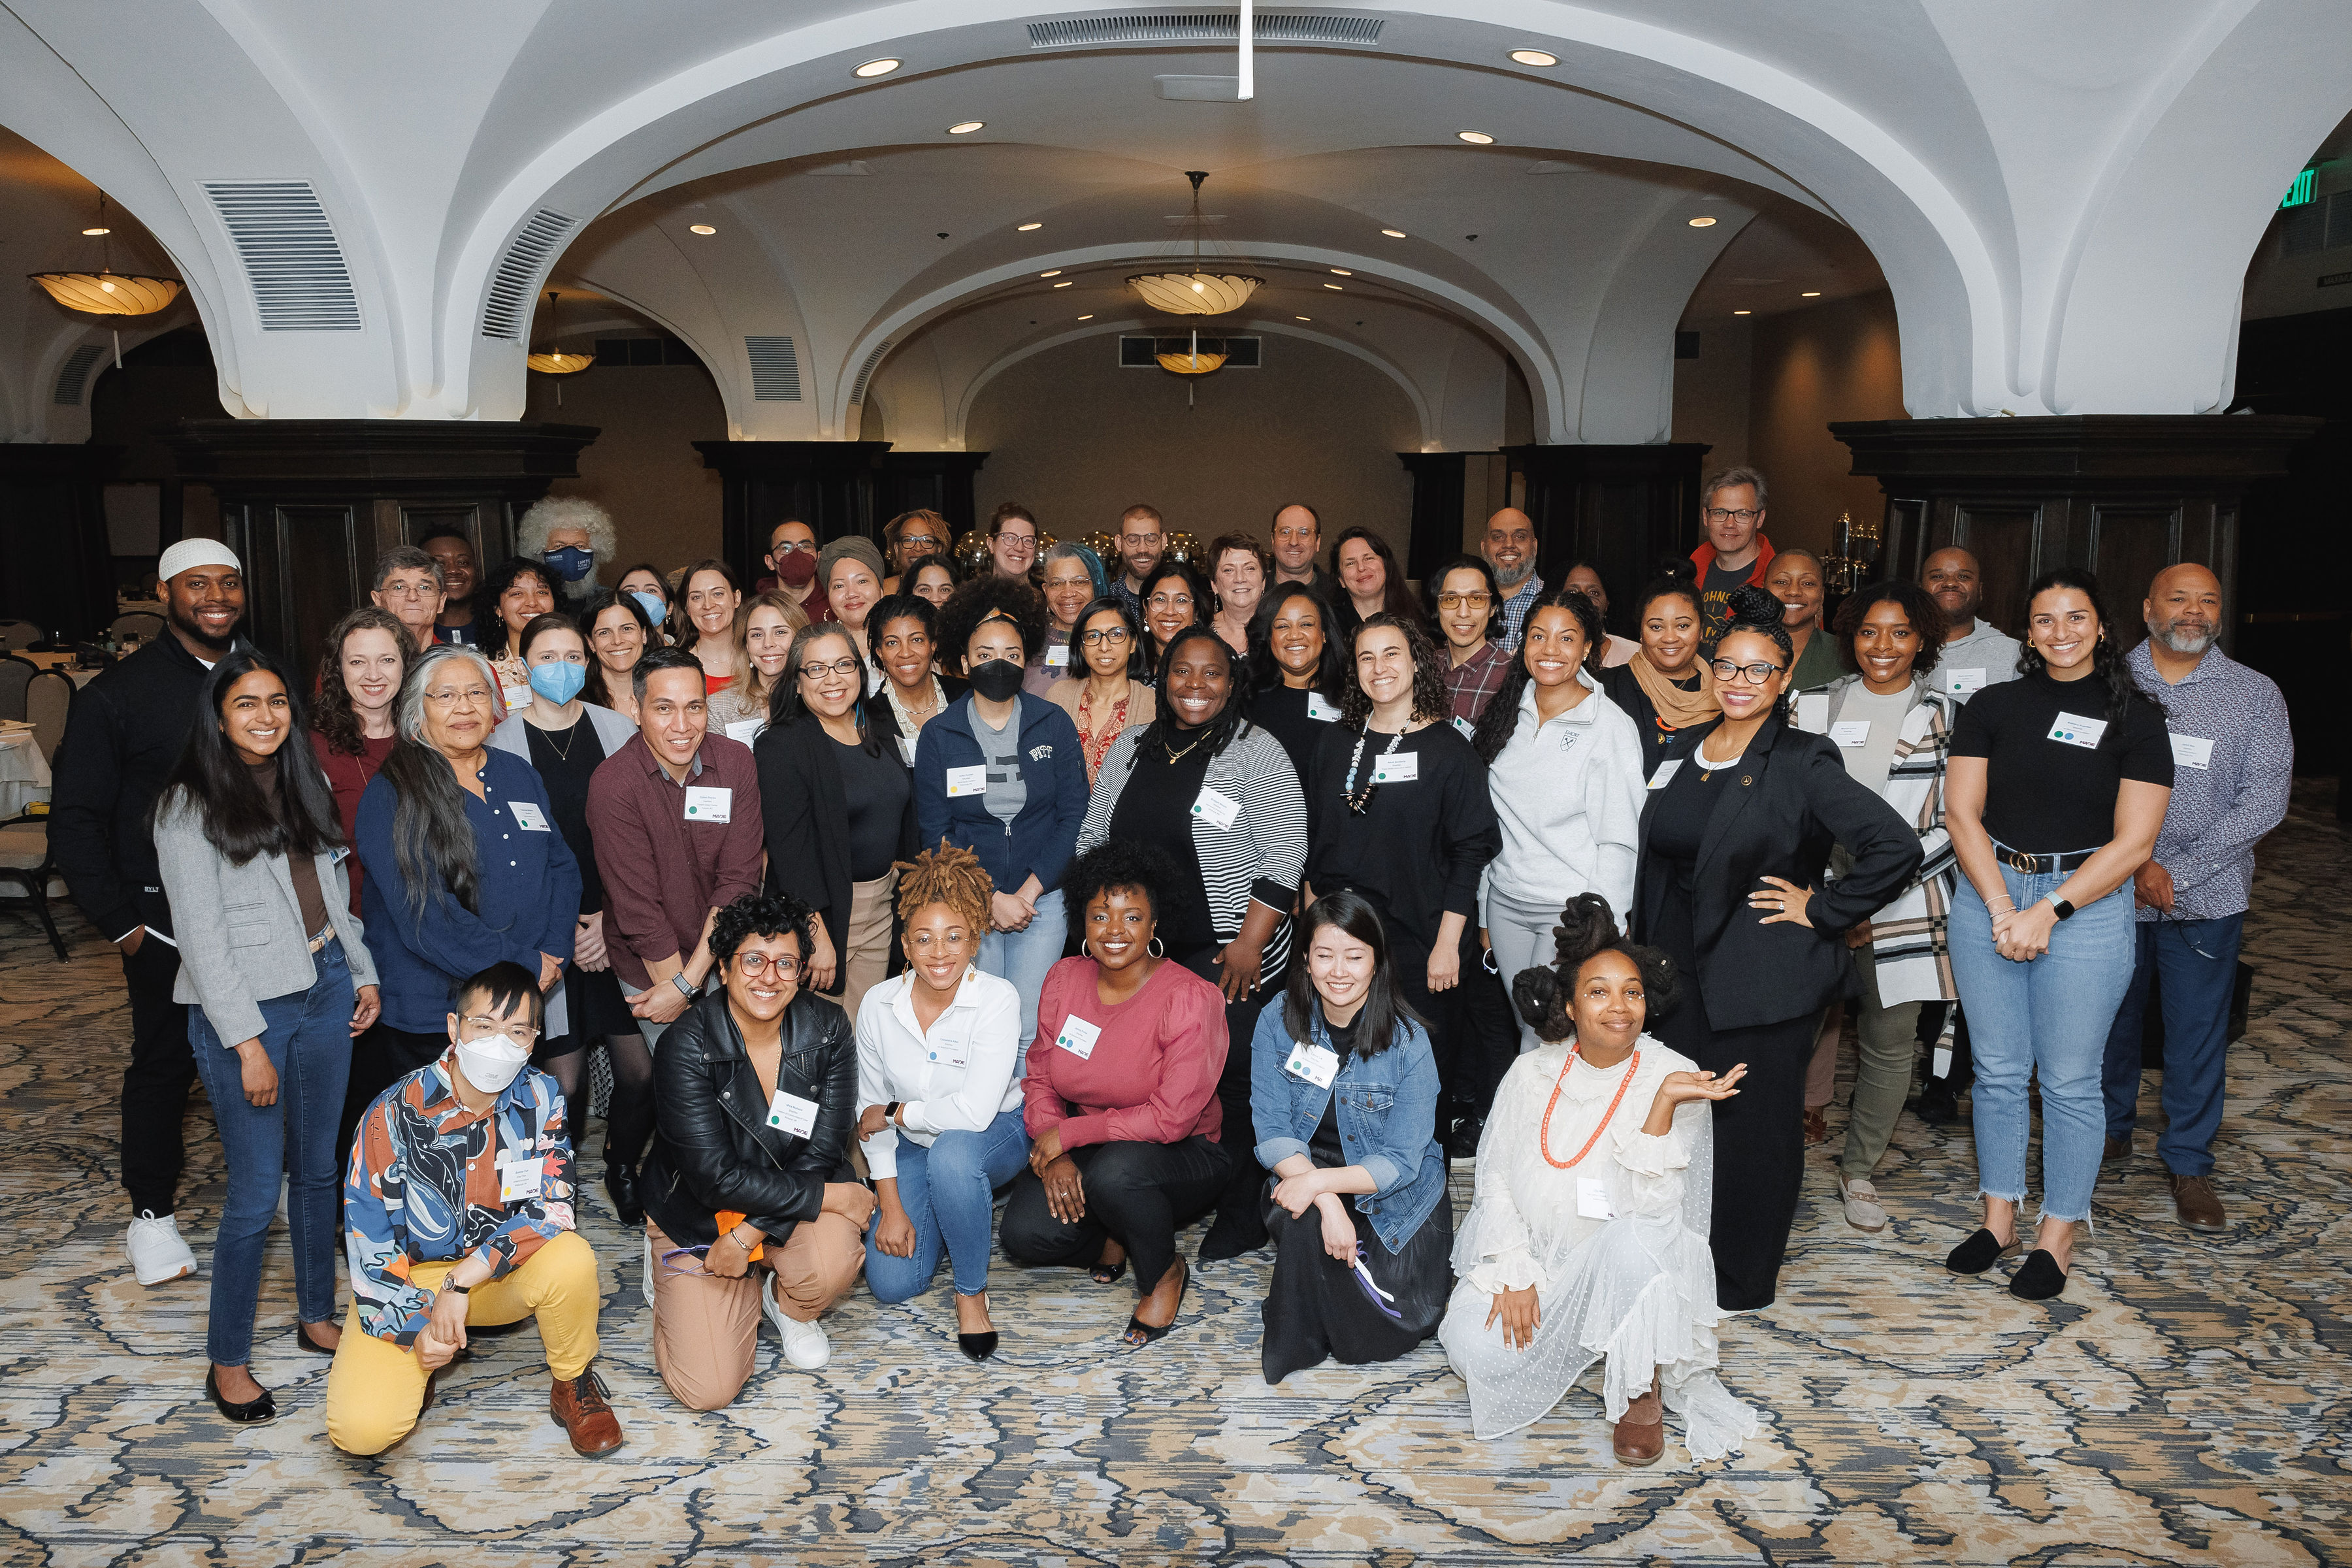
left=2127, top=640, right=2291, bottom=922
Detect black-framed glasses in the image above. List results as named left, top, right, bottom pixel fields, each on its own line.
left=900, top=536, right=941, bottom=553
left=1704, top=507, right=1762, bottom=525
left=733, top=952, right=802, bottom=978
left=1081, top=627, right=1132, bottom=646
left=799, top=656, right=863, bottom=680
left=1708, top=658, right=1786, bottom=685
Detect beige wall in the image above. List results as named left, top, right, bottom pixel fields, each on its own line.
left=966, top=335, right=1418, bottom=554
left=1670, top=317, right=1752, bottom=476
left=523, top=361, right=726, bottom=581
left=1742, top=289, right=1906, bottom=557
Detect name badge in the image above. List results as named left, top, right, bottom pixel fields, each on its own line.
left=1946, top=667, right=1987, bottom=696
left=1451, top=715, right=1476, bottom=740
left=945, top=764, right=989, bottom=798
left=500, top=1156, right=543, bottom=1205
left=1793, top=693, right=1829, bottom=734
left=1191, top=785, right=1241, bottom=830
left=765, top=1088, right=819, bottom=1138
left=1054, top=1014, right=1102, bottom=1060
left=926, top=1025, right=970, bottom=1070
left=896, top=737, right=917, bottom=766
left=1306, top=693, right=1342, bottom=723
left=1284, top=1040, right=1340, bottom=1088
left=2168, top=732, right=2213, bottom=770
left=1372, top=751, right=1418, bottom=784
left=2048, top=711, right=2107, bottom=749
left=508, top=800, right=551, bottom=832
left=683, top=785, right=732, bottom=822
left=501, top=680, right=532, bottom=711
left=725, top=717, right=764, bottom=746
left=1829, top=720, right=1871, bottom=749
left=1045, top=644, right=1070, bottom=668
left=1575, top=1176, right=1616, bottom=1221
left=1646, top=759, right=1682, bottom=792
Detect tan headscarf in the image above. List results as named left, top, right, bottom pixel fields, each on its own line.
left=1628, top=649, right=1720, bottom=730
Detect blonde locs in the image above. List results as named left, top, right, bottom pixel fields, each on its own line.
left=893, top=840, right=996, bottom=933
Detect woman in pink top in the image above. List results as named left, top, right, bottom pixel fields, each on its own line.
left=1000, top=842, right=1230, bottom=1345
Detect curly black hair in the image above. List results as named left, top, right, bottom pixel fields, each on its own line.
left=1832, top=578, right=1948, bottom=679
left=1059, top=840, right=1179, bottom=951
left=710, top=890, right=817, bottom=971
left=1135, top=627, right=1251, bottom=763
left=936, top=574, right=1049, bottom=665
left=1471, top=586, right=1605, bottom=764
left=1511, top=892, right=1681, bottom=1043
left=475, top=555, right=558, bottom=660
left=1337, top=610, right=1450, bottom=727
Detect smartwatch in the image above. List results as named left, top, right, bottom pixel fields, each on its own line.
left=671, top=973, right=697, bottom=998
left=885, top=1101, right=902, bottom=1126
left=2048, top=898, right=2076, bottom=922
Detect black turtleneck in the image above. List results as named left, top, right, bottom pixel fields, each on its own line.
left=1105, top=712, right=1219, bottom=951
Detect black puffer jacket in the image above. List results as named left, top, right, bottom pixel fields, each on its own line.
left=641, top=986, right=858, bottom=1249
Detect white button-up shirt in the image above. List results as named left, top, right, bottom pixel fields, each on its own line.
left=853, top=966, right=1024, bottom=1179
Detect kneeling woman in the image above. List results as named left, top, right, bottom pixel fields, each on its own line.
left=855, top=845, right=1029, bottom=1360
left=640, top=892, right=876, bottom=1407
left=1000, top=843, right=1231, bottom=1345
left=1441, top=894, right=1756, bottom=1465
left=1249, top=892, right=1451, bottom=1384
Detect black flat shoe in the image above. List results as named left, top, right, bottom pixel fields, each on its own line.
left=1088, top=1253, right=1127, bottom=1286
left=1945, top=1228, right=2022, bottom=1275
left=1122, top=1262, right=1189, bottom=1347
left=204, top=1366, right=277, bottom=1426
left=2008, top=1249, right=2068, bottom=1300
left=1198, top=1209, right=1267, bottom=1263
left=295, top=1322, right=336, bottom=1355
left=604, top=1164, right=644, bottom=1226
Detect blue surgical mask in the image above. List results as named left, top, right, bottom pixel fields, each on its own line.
left=630, top=591, right=667, bottom=624
left=543, top=546, right=595, bottom=583
left=528, top=661, right=587, bottom=705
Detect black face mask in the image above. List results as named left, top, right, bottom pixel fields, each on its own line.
left=966, top=657, right=1026, bottom=702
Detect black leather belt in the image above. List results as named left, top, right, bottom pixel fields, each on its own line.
left=1995, top=845, right=2095, bottom=875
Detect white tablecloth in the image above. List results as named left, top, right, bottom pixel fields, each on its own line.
left=0, top=730, right=50, bottom=819
left=22, top=653, right=101, bottom=688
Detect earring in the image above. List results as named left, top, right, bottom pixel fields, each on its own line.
left=1149, top=936, right=1166, bottom=959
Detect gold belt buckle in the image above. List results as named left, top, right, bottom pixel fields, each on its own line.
left=1999, top=847, right=2034, bottom=873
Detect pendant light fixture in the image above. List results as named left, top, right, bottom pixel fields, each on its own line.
left=29, top=193, right=184, bottom=368
left=1128, top=172, right=1260, bottom=316
left=527, top=290, right=595, bottom=403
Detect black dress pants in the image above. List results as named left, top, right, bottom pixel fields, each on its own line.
left=120, top=936, right=195, bottom=1215
left=1173, top=945, right=1273, bottom=1226
left=1000, top=1136, right=1231, bottom=1294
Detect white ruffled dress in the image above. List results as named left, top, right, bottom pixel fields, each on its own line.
left=1439, top=1036, right=1757, bottom=1458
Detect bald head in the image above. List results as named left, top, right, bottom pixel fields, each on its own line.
left=1921, top=546, right=1984, bottom=636
left=1482, top=508, right=1536, bottom=589
left=2145, top=563, right=2222, bottom=658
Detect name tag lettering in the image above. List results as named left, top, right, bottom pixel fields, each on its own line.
left=1054, top=1015, right=1102, bottom=1060
left=765, top=1088, right=819, bottom=1138
left=1946, top=667, right=1987, bottom=696
left=2048, top=711, right=2107, bottom=750
left=725, top=717, right=764, bottom=746
left=508, top=800, right=552, bottom=832
left=1372, top=751, right=1418, bottom=784
left=945, top=764, right=989, bottom=798
left=683, top=785, right=732, bottom=822
left=1045, top=645, right=1070, bottom=668
left=501, top=680, right=532, bottom=711
left=1191, top=785, right=1241, bottom=830
left=1305, top=693, right=1341, bottom=723
left=1576, top=1176, right=1616, bottom=1221
left=1284, top=1041, right=1340, bottom=1088
left=500, top=1156, right=543, bottom=1205
left=2168, top=732, right=2213, bottom=770
left=1829, top=720, right=1871, bottom=749
left=926, top=1024, right=970, bottom=1070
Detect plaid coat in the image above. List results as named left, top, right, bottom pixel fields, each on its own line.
left=1822, top=674, right=1957, bottom=1005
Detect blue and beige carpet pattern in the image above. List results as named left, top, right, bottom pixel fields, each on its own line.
left=2, top=788, right=2349, bottom=1564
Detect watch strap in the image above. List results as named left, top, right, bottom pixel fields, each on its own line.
left=2048, top=897, right=2076, bottom=921
left=443, top=1281, right=471, bottom=1295
left=671, top=973, right=696, bottom=998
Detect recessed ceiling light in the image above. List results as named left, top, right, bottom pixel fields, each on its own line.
left=1324, top=283, right=1343, bottom=290
left=1077, top=314, right=1093, bottom=320
left=1330, top=268, right=1352, bottom=276
left=1509, top=49, right=1559, bottom=67
left=1687, top=216, right=1717, bottom=227
left=689, top=223, right=717, bottom=235
left=1801, top=290, right=1821, bottom=297
left=1296, top=316, right=1311, bottom=321
left=853, top=57, right=902, bottom=78
left=1380, top=229, right=1407, bottom=239
left=1456, top=131, right=1495, bottom=145
left=1733, top=309, right=1751, bottom=316
left=82, top=226, right=110, bottom=236
left=1017, top=222, right=1042, bottom=232
left=947, top=121, right=985, bottom=135
left=1053, top=280, right=1073, bottom=288
left=1039, top=269, right=1062, bottom=278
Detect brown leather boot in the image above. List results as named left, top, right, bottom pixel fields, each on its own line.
left=550, top=1361, right=624, bottom=1456
left=2168, top=1172, right=2228, bottom=1232
left=1612, top=1375, right=1665, bottom=1467
left=1803, top=1108, right=1828, bottom=1147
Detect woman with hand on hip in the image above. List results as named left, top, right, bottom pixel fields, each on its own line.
left=1250, top=891, right=1450, bottom=1383
left=1942, top=568, right=2172, bottom=1301
left=1046, top=595, right=1155, bottom=787
left=868, top=593, right=968, bottom=764
left=676, top=559, right=745, bottom=696
left=310, top=607, right=410, bottom=916
left=580, top=589, right=656, bottom=723
left=1600, top=560, right=1720, bottom=770
left=1248, top=582, right=1347, bottom=785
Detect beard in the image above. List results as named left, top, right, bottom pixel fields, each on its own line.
left=167, top=602, right=237, bottom=655
left=1491, top=557, right=1534, bottom=589
left=2148, top=617, right=2213, bottom=656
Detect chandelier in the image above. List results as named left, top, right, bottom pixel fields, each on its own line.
left=27, top=194, right=182, bottom=318
left=1155, top=329, right=1227, bottom=375
left=526, top=290, right=596, bottom=376
left=1128, top=172, right=1260, bottom=316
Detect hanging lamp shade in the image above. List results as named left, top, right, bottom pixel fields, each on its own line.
left=526, top=349, right=595, bottom=374
left=1130, top=169, right=1260, bottom=317
left=1154, top=344, right=1228, bottom=374
left=29, top=270, right=182, bottom=317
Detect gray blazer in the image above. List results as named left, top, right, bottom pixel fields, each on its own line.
left=154, top=793, right=377, bottom=1049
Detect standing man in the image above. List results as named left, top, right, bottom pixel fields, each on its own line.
left=421, top=529, right=481, bottom=645
left=1268, top=503, right=1337, bottom=599
left=517, top=496, right=615, bottom=615
left=1689, top=466, right=1775, bottom=645
left=50, top=538, right=247, bottom=1284
left=2100, top=564, right=2291, bottom=1232
left=587, top=647, right=767, bottom=1049
left=757, top=519, right=832, bottom=621
left=1921, top=546, right=2023, bottom=697
left=370, top=546, right=445, bottom=652
left=1109, top=504, right=1168, bottom=623
left=1562, top=561, right=1639, bottom=667
left=1480, top=508, right=1544, bottom=652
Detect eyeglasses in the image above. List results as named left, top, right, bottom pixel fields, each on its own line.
left=900, top=536, right=941, bottom=553
left=1080, top=627, right=1132, bottom=646
left=460, top=1015, right=540, bottom=1044
left=423, top=684, right=494, bottom=706
left=799, top=656, right=864, bottom=680
left=1704, top=507, right=1763, bottom=525
left=906, top=930, right=972, bottom=952
left=1437, top=592, right=1492, bottom=610
left=1148, top=592, right=1193, bottom=610
left=772, top=540, right=813, bottom=555
left=1708, top=659, right=1786, bottom=685
left=733, top=951, right=802, bottom=978
left=380, top=582, right=438, bottom=600
left=997, top=534, right=1036, bottom=551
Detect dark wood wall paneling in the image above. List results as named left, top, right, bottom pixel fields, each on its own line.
left=1497, top=442, right=1711, bottom=640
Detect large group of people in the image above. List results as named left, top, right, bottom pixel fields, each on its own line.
left=45, top=472, right=2293, bottom=1467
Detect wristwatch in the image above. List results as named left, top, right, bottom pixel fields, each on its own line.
left=2048, top=898, right=2076, bottom=922
left=885, top=1101, right=902, bottom=1126
left=671, top=972, right=697, bottom=998
left=442, top=1281, right=471, bottom=1296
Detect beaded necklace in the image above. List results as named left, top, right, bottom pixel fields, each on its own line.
left=1538, top=1041, right=1642, bottom=1169
left=1342, top=725, right=1405, bottom=814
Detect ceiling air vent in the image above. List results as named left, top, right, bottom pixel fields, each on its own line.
left=1028, top=12, right=1382, bottom=47
left=52, top=344, right=105, bottom=406
left=848, top=341, right=892, bottom=405
left=746, top=336, right=802, bottom=401
left=201, top=180, right=362, bottom=331
left=481, top=208, right=578, bottom=340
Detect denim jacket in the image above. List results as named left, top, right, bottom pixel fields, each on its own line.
left=1247, top=1003, right=1447, bottom=1254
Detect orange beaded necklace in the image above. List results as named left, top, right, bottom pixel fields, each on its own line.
left=1538, top=1041, right=1641, bottom=1169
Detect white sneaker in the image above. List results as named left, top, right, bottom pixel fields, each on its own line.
left=126, top=1211, right=197, bottom=1285
left=1837, top=1173, right=1888, bottom=1233
left=762, top=1274, right=829, bottom=1369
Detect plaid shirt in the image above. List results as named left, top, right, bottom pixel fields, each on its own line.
left=344, top=1053, right=576, bottom=1345
left=1494, top=573, right=1545, bottom=652
left=1443, top=641, right=1515, bottom=728
left=2127, top=641, right=2292, bottom=922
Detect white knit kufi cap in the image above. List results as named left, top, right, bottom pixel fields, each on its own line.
left=156, top=539, right=243, bottom=581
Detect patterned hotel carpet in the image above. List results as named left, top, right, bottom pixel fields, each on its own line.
left=3, top=791, right=2350, bottom=1565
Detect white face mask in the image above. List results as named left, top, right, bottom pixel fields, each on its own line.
left=455, top=1031, right=531, bottom=1094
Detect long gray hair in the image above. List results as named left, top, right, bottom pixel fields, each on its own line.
left=376, top=644, right=499, bottom=927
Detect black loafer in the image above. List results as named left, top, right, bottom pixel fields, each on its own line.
left=2008, top=1249, right=2068, bottom=1300
left=604, top=1164, right=645, bottom=1226
left=295, top=1321, right=336, bottom=1355
left=1945, top=1228, right=2022, bottom=1275
left=204, top=1366, right=278, bottom=1426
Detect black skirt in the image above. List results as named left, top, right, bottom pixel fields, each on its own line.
left=1259, top=1177, right=1453, bottom=1384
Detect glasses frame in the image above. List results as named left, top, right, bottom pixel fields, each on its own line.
left=459, top=1014, right=540, bottom=1045
left=1707, top=658, right=1787, bottom=685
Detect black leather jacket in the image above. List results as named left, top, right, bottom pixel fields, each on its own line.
left=641, top=987, right=858, bottom=1249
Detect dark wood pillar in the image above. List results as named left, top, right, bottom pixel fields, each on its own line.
left=0, top=444, right=121, bottom=642
left=1832, top=416, right=2322, bottom=653
left=1396, top=451, right=1466, bottom=587
left=163, top=419, right=597, bottom=676
left=693, top=440, right=891, bottom=586
left=879, top=451, right=989, bottom=538
left=1500, top=442, right=1710, bottom=639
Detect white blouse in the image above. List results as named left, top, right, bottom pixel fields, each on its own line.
left=852, top=966, right=1024, bottom=1180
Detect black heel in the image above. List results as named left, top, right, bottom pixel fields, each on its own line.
left=1089, top=1251, right=1127, bottom=1286
left=204, top=1365, right=278, bottom=1426
left=1121, top=1262, right=1189, bottom=1347
left=956, top=1291, right=999, bottom=1362
left=295, top=1321, right=337, bottom=1355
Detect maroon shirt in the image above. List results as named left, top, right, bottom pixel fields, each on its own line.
left=584, top=731, right=766, bottom=989
left=309, top=730, right=394, bottom=915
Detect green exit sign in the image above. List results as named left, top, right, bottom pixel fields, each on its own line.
left=2282, top=167, right=2316, bottom=208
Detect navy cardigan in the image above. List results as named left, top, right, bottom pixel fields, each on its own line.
left=911, top=693, right=1088, bottom=899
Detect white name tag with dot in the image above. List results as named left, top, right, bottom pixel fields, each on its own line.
left=1045, top=645, right=1070, bottom=668
left=725, top=718, right=764, bottom=746
left=1946, top=667, right=1987, bottom=696
left=926, top=1026, right=970, bottom=1070
left=1452, top=715, right=1476, bottom=741
left=1794, top=694, right=1830, bottom=734
left=500, top=1156, right=543, bottom=1204
left=1191, top=785, right=1241, bottom=830
left=2048, top=712, right=2106, bottom=749
left=2168, top=733, right=2213, bottom=770
left=1372, top=751, right=1418, bottom=784
left=1306, top=693, right=1342, bottom=723
left=898, top=737, right=917, bottom=766
left=945, top=764, right=989, bottom=798
left=1646, top=759, right=1682, bottom=792
left=1829, top=720, right=1871, bottom=749
left=508, top=800, right=551, bottom=832
left=683, top=785, right=732, bottom=822
left=1284, top=1040, right=1340, bottom=1088
left=764, top=1088, right=819, bottom=1138
left=1054, top=1014, right=1102, bottom=1060
left=502, top=681, right=532, bottom=711
left=1576, top=1177, right=1616, bottom=1221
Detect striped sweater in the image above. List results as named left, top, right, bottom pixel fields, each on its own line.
left=1822, top=674, right=1957, bottom=1005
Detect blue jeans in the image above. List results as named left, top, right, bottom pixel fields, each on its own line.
left=1946, top=866, right=2133, bottom=1223
left=2099, top=914, right=2243, bottom=1176
left=188, top=940, right=355, bottom=1365
left=866, top=1107, right=1030, bottom=1299
left=979, top=887, right=1066, bottom=1049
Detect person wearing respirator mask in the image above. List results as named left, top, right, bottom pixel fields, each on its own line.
left=519, top=497, right=618, bottom=615
left=327, top=961, right=627, bottom=1459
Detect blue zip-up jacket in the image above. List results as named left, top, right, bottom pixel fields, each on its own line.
left=1248, top=1002, right=1447, bottom=1254
left=913, top=693, right=1088, bottom=899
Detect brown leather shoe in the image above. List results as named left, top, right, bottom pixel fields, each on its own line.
left=2102, top=1134, right=2131, bottom=1164
left=2168, top=1172, right=2228, bottom=1232
left=1612, top=1376, right=1665, bottom=1467
left=1803, top=1108, right=1828, bottom=1147
left=550, top=1362, right=624, bottom=1456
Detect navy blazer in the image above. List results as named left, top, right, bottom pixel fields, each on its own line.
left=911, top=693, right=1088, bottom=898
